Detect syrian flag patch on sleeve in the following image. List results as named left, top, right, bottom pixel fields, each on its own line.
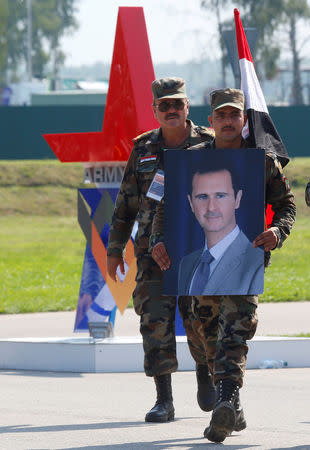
left=140, top=155, right=157, bottom=163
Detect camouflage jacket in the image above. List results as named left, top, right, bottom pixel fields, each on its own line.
left=150, top=138, right=296, bottom=254
left=107, top=120, right=214, bottom=258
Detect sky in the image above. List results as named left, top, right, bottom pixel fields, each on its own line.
left=61, top=0, right=225, bottom=67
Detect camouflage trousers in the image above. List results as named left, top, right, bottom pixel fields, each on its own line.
left=133, top=254, right=208, bottom=376
left=192, top=295, right=258, bottom=387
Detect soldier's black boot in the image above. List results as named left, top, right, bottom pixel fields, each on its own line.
left=145, top=374, right=175, bottom=423
left=196, top=364, right=216, bottom=411
left=204, top=379, right=240, bottom=443
left=234, top=390, right=247, bottom=432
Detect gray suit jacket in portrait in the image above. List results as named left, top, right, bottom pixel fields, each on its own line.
left=178, top=230, right=264, bottom=296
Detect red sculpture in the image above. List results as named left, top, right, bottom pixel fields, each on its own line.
left=44, top=7, right=158, bottom=163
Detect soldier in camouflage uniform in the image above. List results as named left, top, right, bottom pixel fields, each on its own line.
left=150, top=88, right=296, bottom=442
left=305, top=181, right=310, bottom=206
left=107, top=77, right=215, bottom=423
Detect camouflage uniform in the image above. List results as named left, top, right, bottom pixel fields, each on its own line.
left=150, top=138, right=296, bottom=386
left=107, top=120, right=213, bottom=376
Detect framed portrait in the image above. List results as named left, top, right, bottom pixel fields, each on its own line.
left=163, top=148, right=265, bottom=296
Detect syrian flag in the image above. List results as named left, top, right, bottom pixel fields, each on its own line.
left=234, top=8, right=289, bottom=168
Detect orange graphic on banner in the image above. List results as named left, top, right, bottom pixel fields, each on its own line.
left=44, top=6, right=156, bottom=318
left=91, top=222, right=136, bottom=314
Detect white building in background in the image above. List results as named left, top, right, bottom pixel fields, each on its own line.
left=3, top=79, right=48, bottom=106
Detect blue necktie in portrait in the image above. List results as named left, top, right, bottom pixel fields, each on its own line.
left=189, top=250, right=215, bottom=295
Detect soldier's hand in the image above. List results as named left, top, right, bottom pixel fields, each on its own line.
left=253, top=227, right=278, bottom=252
left=152, top=242, right=171, bottom=271
left=107, top=255, right=125, bottom=281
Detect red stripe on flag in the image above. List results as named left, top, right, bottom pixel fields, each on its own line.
left=234, top=9, right=253, bottom=63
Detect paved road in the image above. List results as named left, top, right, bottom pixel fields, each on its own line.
left=1, top=367, right=310, bottom=449
left=0, top=305, right=310, bottom=448
left=0, top=302, right=309, bottom=339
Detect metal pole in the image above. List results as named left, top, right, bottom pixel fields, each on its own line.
left=26, top=0, right=32, bottom=81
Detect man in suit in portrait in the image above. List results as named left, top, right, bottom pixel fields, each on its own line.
left=178, top=159, right=264, bottom=296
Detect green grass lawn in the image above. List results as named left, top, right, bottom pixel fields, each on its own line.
left=0, top=159, right=309, bottom=313
left=261, top=217, right=310, bottom=302
left=0, top=216, right=84, bottom=313
left=0, top=215, right=309, bottom=314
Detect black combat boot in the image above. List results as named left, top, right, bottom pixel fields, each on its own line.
left=204, top=379, right=240, bottom=443
left=145, top=374, right=175, bottom=423
left=234, top=390, right=247, bottom=432
left=196, top=364, right=216, bottom=411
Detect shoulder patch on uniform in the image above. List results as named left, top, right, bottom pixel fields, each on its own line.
left=196, top=126, right=215, bottom=137
left=133, top=130, right=154, bottom=143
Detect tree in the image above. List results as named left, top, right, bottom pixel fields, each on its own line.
left=234, top=0, right=285, bottom=79
left=233, top=0, right=310, bottom=104
left=281, top=0, right=310, bottom=105
left=0, top=0, right=9, bottom=78
left=201, top=0, right=231, bottom=87
left=200, top=0, right=286, bottom=83
left=0, top=0, right=26, bottom=85
left=0, top=0, right=78, bottom=87
left=32, top=0, right=78, bottom=88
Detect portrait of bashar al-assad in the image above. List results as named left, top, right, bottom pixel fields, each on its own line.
left=177, top=156, right=265, bottom=296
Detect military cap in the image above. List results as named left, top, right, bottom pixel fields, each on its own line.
left=210, top=87, right=245, bottom=112
left=152, top=77, right=187, bottom=101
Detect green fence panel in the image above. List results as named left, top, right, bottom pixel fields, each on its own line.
left=0, top=105, right=308, bottom=159
left=269, top=106, right=309, bottom=158
left=0, top=106, right=104, bottom=160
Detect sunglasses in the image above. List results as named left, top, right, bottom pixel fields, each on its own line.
left=156, top=99, right=186, bottom=112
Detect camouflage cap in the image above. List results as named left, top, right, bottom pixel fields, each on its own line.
left=152, top=77, right=187, bottom=101
left=210, top=88, right=245, bottom=112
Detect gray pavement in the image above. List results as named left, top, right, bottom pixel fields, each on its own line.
left=1, top=304, right=310, bottom=449
left=0, top=302, right=310, bottom=339
left=1, top=367, right=310, bottom=449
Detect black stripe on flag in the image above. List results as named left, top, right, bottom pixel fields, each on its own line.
left=246, top=109, right=290, bottom=167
